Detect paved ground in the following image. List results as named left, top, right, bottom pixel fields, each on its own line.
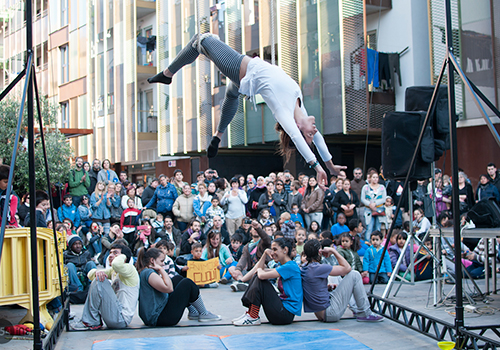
left=1, top=276, right=499, bottom=350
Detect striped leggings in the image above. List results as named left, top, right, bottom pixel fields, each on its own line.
left=168, top=34, right=245, bottom=133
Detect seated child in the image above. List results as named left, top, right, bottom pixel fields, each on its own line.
left=229, top=233, right=244, bottom=263
left=180, top=242, right=219, bottom=288
left=382, top=230, right=399, bottom=248
left=63, top=218, right=78, bottom=240
left=151, top=213, right=164, bottom=235
left=290, top=203, right=305, bottom=228
left=348, top=218, right=369, bottom=257
left=307, top=232, right=318, bottom=241
left=279, top=212, right=296, bottom=240
left=63, top=235, right=96, bottom=292
left=415, top=238, right=434, bottom=281
left=319, top=230, right=334, bottom=243
left=156, top=239, right=180, bottom=278
left=273, top=231, right=284, bottom=239
left=257, top=208, right=275, bottom=227
left=362, top=231, right=392, bottom=284
left=330, top=212, right=350, bottom=238
left=336, top=232, right=367, bottom=283
left=388, top=231, right=411, bottom=281
left=134, top=220, right=157, bottom=253
left=320, top=238, right=339, bottom=266
left=295, top=227, right=306, bottom=256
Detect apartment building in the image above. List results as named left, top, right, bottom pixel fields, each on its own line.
left=1, top=0, right=499, bottom=184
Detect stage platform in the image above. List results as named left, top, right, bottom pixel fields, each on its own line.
left=91, top=330, right=371, bottom=350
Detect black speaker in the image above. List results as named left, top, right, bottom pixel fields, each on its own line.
left=382, top=111, right=432, bottom=181
left=405, top=85, right=450, bottom=160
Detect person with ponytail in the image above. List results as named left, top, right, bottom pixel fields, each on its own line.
left=148, top=34, right=346, bottom=187
left=300, top=239, right=383, bottom=323
left=232, top=238, right=302, bottom=326
left=136, top=247, right=221, bottom=326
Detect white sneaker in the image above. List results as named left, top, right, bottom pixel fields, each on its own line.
left=236, top=282, right=248, bottom=291
left=231, top=312, right=247, bottom=323
left=230, top=281, right=248, bottom=292
left=207, top=282, right=219, bottom=288
left=232, top=313, right=261, bottom=326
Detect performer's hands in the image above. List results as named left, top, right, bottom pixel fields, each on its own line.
left=316, top=166, right=328, bottom=191
left=326, top=161, right=347, bottom=177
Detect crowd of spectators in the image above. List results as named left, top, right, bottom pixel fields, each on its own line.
left=1, top=159, right=499, bottom=329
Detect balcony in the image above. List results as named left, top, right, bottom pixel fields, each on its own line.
left=137, top=0, right=155, bottom=19
left=137, top=41, right=156, bottom=80
left=365, top=0, right=391, bottom=15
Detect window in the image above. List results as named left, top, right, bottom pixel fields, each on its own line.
left=61, top=102, right=69, bottom=128
left=60, top=45, right=69, bottom=83
left=61, top=0, right=68, bottom=26
left=367, top=31, right=377, bottom=51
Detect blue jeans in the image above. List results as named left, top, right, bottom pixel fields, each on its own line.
left=87, top=240, right=102, bottom=257
left=369, top=272, right=389, bottom=284
left=221, top=261, right=238, bottom=279
left=365, top=215, right=382, bottom=241
left=67, top=261, right=97, bottom=292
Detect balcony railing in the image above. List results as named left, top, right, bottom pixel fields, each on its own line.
left=138, top=111, right=157, bottom=133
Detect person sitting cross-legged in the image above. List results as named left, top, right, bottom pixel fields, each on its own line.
left=64, top=235, right=96, bottom=293
left=70, top=243, right=139, bottom=330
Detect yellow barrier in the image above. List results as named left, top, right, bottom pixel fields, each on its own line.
left=0, top=227, right=67, bottom=328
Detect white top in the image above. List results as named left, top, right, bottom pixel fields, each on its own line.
left=121, top=195, right=143, bottom=210
left=239, top=57, right=332, bottom=164
left=221, top=189, right=248, bottom=219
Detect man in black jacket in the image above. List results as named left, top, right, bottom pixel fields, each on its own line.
left=487, top=163, right=500, bottom=193
left=87, top=159, right=101, bottom=195
left=141, top=178, right=159, bottom=208
left=64, top=235, right=96, bottom=292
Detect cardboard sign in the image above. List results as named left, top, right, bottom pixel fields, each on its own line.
left=186, top=258, right=220, bottom=285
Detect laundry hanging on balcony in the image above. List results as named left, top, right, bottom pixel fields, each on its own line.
left=366, top=47, right=408, bottom=91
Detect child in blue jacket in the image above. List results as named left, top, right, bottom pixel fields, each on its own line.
left=362, top=231, right=392, bottom=284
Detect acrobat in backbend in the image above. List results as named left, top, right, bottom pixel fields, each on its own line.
left=149, top=33, right=346, bottom=187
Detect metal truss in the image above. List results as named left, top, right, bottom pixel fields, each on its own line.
left=42, top=299, right=69, bottom=350
left=368, top=294, right=500, bottom=349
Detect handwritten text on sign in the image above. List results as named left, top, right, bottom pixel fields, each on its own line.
left=187, top=258, right=220, bottom=285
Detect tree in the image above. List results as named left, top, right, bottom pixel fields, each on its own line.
left=0, top=96, right=74, bottom=195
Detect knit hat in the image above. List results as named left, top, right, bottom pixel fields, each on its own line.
left=67, top=235, right=82, bottom=249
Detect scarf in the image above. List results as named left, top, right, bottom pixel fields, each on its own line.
left=137, top=225, right=151, bottom=244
